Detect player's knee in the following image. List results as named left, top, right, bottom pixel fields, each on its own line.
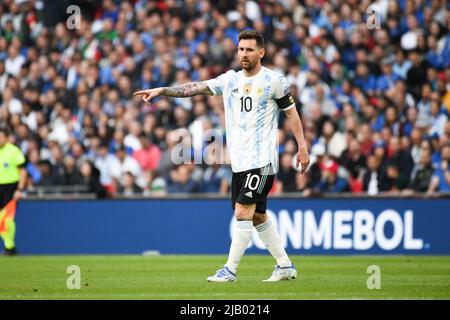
left=234, top=203, right=255, bottom=220
left=253, top=213, right=268, bottom=226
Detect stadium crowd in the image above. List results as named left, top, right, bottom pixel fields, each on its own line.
left=0, top=0, right=449, bottom=198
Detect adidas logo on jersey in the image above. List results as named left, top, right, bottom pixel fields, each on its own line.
left=231, top=88, right=238, bottom=93
left=245, top=191, right=253, bottom=198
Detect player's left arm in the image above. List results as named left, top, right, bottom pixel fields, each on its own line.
left=14, top=155, right=28, bottom=200
left=284, top=107, right=310, bottom=174
left=274, top=76, right=310, bottom=173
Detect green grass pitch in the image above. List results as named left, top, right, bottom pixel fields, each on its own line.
left=0, top=255, right=449, bottom=299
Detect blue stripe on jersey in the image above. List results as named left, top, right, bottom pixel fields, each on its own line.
left=253, top=71, right=272, bottom=170
left=239, top=83, right=248, bottom=169
left=230, top=72, right=246, bottom=170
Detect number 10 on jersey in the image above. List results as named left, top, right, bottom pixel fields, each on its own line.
left=240, top=96, right=252, bottom=112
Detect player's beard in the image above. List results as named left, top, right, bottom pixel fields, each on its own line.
left=241, top=59, right=256, bottom=71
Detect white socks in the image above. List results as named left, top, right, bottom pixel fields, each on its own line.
left=225, top=218, right=292, bottom=274
left=225, top=220, right=253, bottom=274
left=255, top=218, right=292, bottom=268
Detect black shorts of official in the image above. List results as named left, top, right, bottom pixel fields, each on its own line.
left=0, top=183, right=18, bottom=209
left=231, top=164, right=275, bottom=214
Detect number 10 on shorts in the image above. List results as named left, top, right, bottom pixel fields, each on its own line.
left=244, top=173, right=261, bottom=191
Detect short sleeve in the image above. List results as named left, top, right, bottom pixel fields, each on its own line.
left=273, top=74, right=290, bottom=99
left=205, top=73, right=227, bottom=96
left=13, top=146, right=26, bottom=167
left=273, top=75, right=295, bottom=111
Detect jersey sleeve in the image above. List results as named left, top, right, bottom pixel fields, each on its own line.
left=273, top=74, right=295, bottom=111
left=13, top=146, right=26, bottom=167
left=205, top=72, right=229, bottom=96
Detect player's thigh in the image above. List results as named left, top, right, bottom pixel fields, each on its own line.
left=234, top=202, right=256, bottom=220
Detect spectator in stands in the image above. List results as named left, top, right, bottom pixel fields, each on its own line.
left=372, top=139, right=389, bottom=172
left=428, top=143, right=450, bottom=193
left=36, top=160, right=54, bottom=187
left=5, top=44, right=25, bottom=77
left=201, top=148, right=231, bottom=194
left=393, top=48, right=412, bottom=80
left=117, top=171, right=143, bottom=197
left=26, top=148, right=41, bottom=186
left=133, top=133, right=162, bottom=172
left=276, top=153, right=297, bottom=193
left=156, top=129, right=180, bottom=179
left=380, top=161, right=409, bottom=193
left=307, top=143, right=326, bottom=189
left=80, top=161, right=107, bottom=199
left=386, top=136, right=414, bottom=185
left=94, top=141, right=118, bottom=194
left=354, top=63, right=377, bottom=96
left=363, top=154, right=383, bottom=195
left=406, top=50, right=428, bottom=99
left=294, top=170, right=311, bottom=196
left=167, top=164, right=199, bottom=194
left=358, top=123, right=375, bottom=157
left=428, top=95, right=448, bottom=137
left=339, top=138, right=367, bottom=183
left=376, top=57, right=399, bottom=95
left=314, top=160, right=349, bottom=193
left=63, top=156, right=84, bottom=186
left=112, top=143, right=145, bottom=190
left=318, top=120, right=347, bottom=159
left=48, top=142, right=66, bottom=185
left=145, top=173, right=168, bottom=197
left=404, top=142, right=435, bottom=193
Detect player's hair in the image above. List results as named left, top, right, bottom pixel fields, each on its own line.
left=238, top=30, right=265, bottom=48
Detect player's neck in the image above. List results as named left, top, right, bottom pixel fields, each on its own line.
left=243, top=63, right=263, bottom=77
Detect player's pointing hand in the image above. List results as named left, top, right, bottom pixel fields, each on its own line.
left=133, top=88, right=164, bottom=103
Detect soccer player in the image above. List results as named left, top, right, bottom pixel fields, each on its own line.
left=0, top=127, right=27, bottom=256
left=134, top=30, right=310, bottom=282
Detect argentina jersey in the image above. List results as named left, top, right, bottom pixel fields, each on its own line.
left=206, top=67, right=295, bottom=173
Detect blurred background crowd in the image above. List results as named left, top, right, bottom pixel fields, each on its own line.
left=0, top=0, right=449, bottom=198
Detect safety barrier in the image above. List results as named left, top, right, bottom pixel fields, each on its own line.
left=13, top=197, right=450, bottom=254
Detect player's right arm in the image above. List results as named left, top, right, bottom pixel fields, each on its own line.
left=133, top=81, right=213, bottom=103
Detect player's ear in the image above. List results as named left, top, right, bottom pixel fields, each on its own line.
left=259, top=47, right=265, bottom=59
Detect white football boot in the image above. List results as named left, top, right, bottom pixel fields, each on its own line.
left=263, top=264, right=297, bottom=282
left=207, top=266, right=237, bottom=282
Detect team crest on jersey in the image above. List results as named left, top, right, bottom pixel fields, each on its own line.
left=243, top=83, right=252, bottom=95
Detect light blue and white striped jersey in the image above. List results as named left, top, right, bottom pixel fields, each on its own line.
left=206, top=67, right=295, bottom=173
